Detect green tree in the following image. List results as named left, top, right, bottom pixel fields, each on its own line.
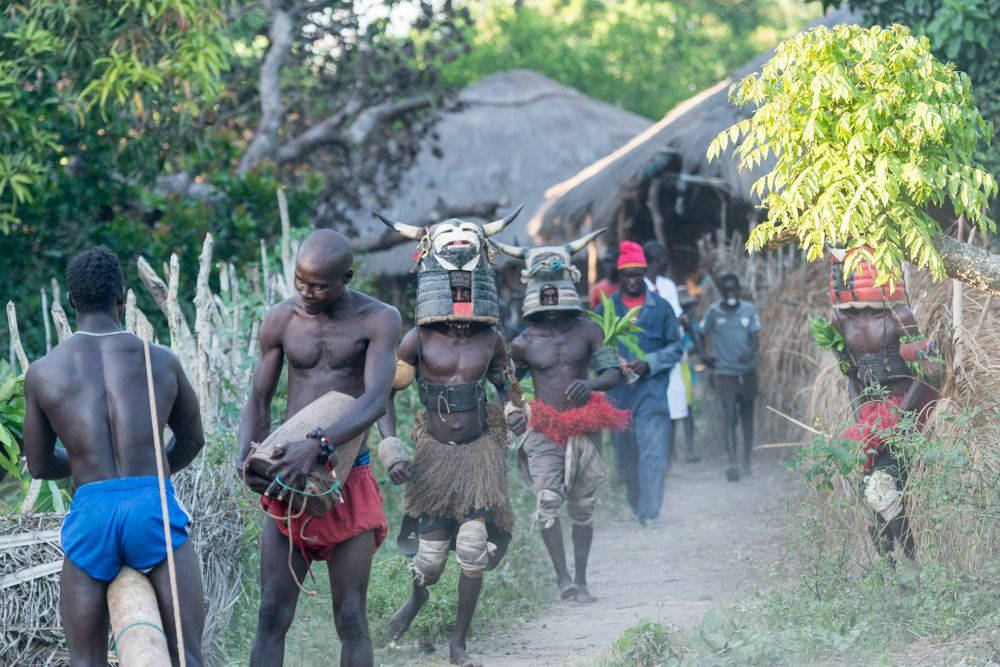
left=442, top=0, right=819, bottom=120
left=809, top=0, right=1000, bottom=174
left=0, top=1, right=231, bottom=232
left=708, top=23, right=1000, bottom=293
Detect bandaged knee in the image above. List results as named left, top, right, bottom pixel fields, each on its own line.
left=864, top=469, right=903, bottom=521
left=567, top=494, right=596, bottom=527
left=455, top=520, right=489, bottom=578
left=533, top=489, right=563, bottom=529
left=378, top=437, right=410, bottom=472
left=411, top=538, right=449, bottom=585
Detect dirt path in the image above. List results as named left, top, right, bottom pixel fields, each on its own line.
left=478, top=455, right=799, bottom=665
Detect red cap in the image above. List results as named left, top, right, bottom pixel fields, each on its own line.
left=617, top=240, right=647, bottom=269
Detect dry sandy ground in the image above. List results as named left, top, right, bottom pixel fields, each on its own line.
left=475, top=455, right=799, bottom=666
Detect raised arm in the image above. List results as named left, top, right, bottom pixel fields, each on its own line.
left=22, top=365, right=70, bottom=480
left=164, top=349, right=205, bottom=473
left=237, top=305, right=287, bottom=466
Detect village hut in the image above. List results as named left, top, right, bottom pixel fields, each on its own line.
left=341, top=69, right=651, bottom=304
left=528, top=8, right=857, bottom=283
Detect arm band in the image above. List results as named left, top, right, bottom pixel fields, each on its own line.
left=392, top=359, right=416, bottom=390
left=378, top=437, right=410, bottom=471
left=591, top=346, right=620, bottom=374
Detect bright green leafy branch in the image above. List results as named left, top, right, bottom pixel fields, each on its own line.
left=708, top=23, right=998, bottom=285
left=587, top=292, right=648, bottom=361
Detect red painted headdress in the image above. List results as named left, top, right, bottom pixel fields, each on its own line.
left=828, top=247, right=906, bottom=309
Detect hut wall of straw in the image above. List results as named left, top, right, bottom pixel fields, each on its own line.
left=1, top=224, right=298, bottom=664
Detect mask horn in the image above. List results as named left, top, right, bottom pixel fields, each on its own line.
left=373, top=210, right=423, bottom=240
left=564, top=228, right=608, bottom=255
left=482, top=204, right=524, bottom=237
left=489, top=239, right=526, bottom=259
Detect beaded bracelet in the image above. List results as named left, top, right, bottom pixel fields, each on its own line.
left=306, top=429, right=335, bottom=464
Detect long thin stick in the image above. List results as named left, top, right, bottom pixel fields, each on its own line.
left=765, top=404, right=822, bottom=435
left=142, top=339, right=186, bottom=667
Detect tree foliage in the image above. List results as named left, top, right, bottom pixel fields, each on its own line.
left=810, top=0, right=1000, bottom=175
left=0, top=1, right=231, bottom=232
left=708, top=23, right=997, bottom=282
left=443, top=0, right=819, bottom=120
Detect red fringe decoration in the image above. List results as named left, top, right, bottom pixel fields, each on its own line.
left=528, top=393, right=631, bottom=446
left=843, top=396, right=902, bottom=472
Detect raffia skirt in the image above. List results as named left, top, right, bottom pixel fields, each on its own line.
left=403, top=404, right=515, bottom=534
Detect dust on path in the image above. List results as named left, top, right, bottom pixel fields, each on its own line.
left=477, top=456, right=799, bottom=665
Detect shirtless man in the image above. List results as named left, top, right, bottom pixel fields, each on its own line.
left=22, top=246, right=206, bottom=665
left=238, top=229, right=400, bottom=666
left=373, top=209, right=522, bottom=666
left=494, top=232, right=626, bottom=602
left=828, top=249, right=938, bottom=560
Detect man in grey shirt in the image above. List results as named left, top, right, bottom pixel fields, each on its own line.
left=699, top=274, right=761, bottom=481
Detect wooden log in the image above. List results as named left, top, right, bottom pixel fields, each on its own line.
left=107, top=567, right=171, bottom=667
left=245, top=391, right=366, bottom=515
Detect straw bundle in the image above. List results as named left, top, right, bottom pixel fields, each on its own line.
left=0, top=514, right=64, bottom=665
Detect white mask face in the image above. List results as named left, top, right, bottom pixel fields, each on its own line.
left=725, top=297, right=738, bottom=307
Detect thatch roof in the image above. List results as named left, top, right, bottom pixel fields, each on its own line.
left=528, top=8, right=858, bottom=243
left=346, top=69, right=651, bottom=275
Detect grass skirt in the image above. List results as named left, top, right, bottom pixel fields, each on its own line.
left=404, top=405, right=514, bottom=533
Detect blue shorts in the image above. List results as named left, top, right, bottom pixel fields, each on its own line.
left=60, top=476, right=191, bottom=583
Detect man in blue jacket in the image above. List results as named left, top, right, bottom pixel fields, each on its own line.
left=602, top=241, right=683, bottom=525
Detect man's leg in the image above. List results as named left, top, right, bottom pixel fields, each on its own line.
left=147, top=540, right=205, bottom=666
left=611, top=428, right=640, bottom=516
left=718, top=377, right=740, bottom=481
left=60, top=558, right=111, bottom=666
left=327, top=530, right=376, bottom=667
left=452, top=518, right=489, bottom=666
left=388, top=524, right=448, bottom=640
left=250, top=519, right=309, bottom=667
left=683, top=412, right=700, bottom=462
left=739, top=391, right=755, bottom=475
left=567, top=487, right=598, bottom=602
left=540, top=517, right=575, bottom=599
left=523, top=432, right=574, bottom=598
left=634, top=409, right=670, bottom=522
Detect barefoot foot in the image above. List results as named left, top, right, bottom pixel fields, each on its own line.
left=558, top=578, right=577, bottom=600
left=387, top=586, right=429, bottom=641
left=574, top=584, right=597, bottom=603
left=449, top=639, right=482, bottom=666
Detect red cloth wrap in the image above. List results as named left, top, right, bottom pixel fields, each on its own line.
left=842, top=396, right=903, bottom=473
left=528, top=393, right=631, bottom=446
left=261, top=464, right=388, bottom=562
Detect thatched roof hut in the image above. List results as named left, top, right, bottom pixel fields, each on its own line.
left=346, top=70, right=651, bottom=278
left=528, top=8, right=858, bottom=281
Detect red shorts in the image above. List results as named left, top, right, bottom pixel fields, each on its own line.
left=261, top=465, right=388, bottom=562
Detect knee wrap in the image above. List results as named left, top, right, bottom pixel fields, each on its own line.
left=864, top=469, right=903, bottom=521
left=411, top=538, right=449, bottom=585
left=455, top=520, right=489, bottom=578
left=534, top=489, right=563, bottom=529
left=567, top=494, right=596, bottom=527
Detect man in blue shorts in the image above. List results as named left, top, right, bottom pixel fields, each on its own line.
left=22, top=246, right=206, bottom=665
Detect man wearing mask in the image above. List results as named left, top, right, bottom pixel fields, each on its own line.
left=699, top=274, right=761, bottom=481
left=602, top=241, right=683, bottom=525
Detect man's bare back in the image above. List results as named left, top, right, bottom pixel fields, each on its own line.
left=21, top=246, right=206, bottom=666
left=24, top=332, right=202, bottom=486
